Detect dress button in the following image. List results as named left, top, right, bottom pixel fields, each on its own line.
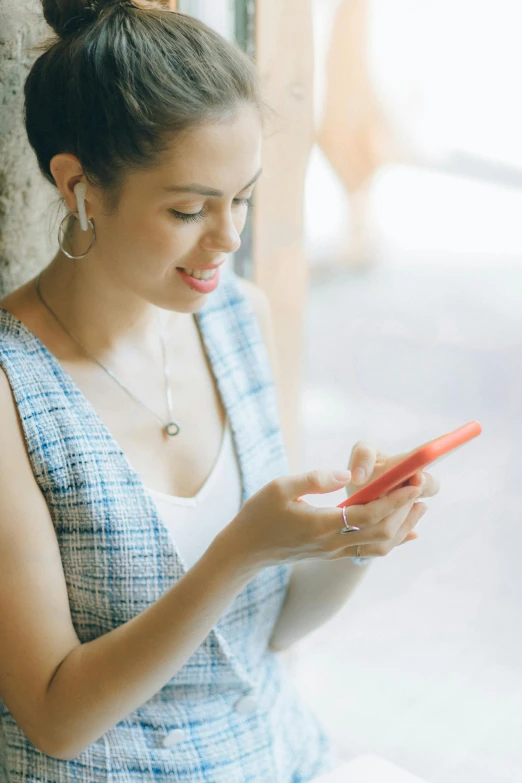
left=162, top=728, right=186, bottom=747
left=234, top=695, right=257, bottom=715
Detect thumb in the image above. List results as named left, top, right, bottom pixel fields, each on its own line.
left=287, top=468, right=352, bottom=499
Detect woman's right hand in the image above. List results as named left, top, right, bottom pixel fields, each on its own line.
left=222, top=470, right=427, bottom=571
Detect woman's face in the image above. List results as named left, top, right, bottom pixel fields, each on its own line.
left=74, top=104, right=263, bottom=313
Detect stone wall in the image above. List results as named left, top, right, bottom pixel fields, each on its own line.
left=0, top=0, right=60, bottom=297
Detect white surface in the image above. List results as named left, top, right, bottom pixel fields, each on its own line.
left=313, top=754, right=429, bottom=782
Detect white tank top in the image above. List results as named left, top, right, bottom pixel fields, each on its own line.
left=145, top=415, right=243, bottom=569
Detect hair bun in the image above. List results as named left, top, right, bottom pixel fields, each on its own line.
left=41, top=0, right=171, bottom=36
left=42, top=1, right=109, bottom=37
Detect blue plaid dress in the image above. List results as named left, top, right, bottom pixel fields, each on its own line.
left=0, top=266, right=338, bottom=782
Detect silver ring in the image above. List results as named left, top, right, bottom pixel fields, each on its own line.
left=58, top=212, right=96, bottom=259
left=340, top=505, right=360, bottom=535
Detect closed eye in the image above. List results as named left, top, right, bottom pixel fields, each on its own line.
left=169, top=197, right=254, bottom=224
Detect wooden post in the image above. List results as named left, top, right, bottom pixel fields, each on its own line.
left=253, top=0, right=314, bottom=474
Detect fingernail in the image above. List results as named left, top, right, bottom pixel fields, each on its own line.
left=333, top=470, right=352, bottom=482
left=353, top=467, right=365, bottom=483
left=418, top=506, right=427, bottom=517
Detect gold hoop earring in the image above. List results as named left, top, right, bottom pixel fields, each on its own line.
left=58, top=212, right=96, bottom=259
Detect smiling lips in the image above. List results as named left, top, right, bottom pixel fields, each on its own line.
left=176, top=262, right=223, bottom=271
left=175, top=266, right=222, bottom=292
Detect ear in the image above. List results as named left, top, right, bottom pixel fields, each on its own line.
left=49, top=153, right=85, bottom=214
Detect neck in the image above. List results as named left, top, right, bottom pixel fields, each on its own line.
left=36, top=256, right=191, bottom=362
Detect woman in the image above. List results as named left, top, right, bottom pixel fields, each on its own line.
left=0, top=1, right=438, bottom=780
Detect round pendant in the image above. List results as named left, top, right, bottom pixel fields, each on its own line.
left=165, top=421, right=181, bottom=437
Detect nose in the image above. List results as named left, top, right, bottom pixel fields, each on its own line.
left=200, top=213, right=241, bottom=255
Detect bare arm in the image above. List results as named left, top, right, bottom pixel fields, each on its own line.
left=267, top=556, right=371, bottom=652
left=0, top=368, right=261, bottom=762
left=46, top=531, right=255, bottom=760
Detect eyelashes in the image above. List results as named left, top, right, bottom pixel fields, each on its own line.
left=169, top=197, right=253, bottom=224
left=169, top=209, right=207, bottom=224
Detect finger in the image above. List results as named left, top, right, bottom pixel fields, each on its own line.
left=396, top=502, right=427, bottom=545
left=398, top=534, right=418, bottom=545
left=401, top=531, right=419, bottom=542
left=348, top=441, right=380, bottom=485
left=407, top=471, right=440, bottom=498
left=374, top=496, right=421, bottom=544
left=421, top=473, right=439, bottom=498
left=323, top=483, right=421, bottom=550
left=330, top=488, right=420, bottom=554
left=340, top=486, right=420, bottom=536
left=364, top=500, right=426, bottom=556
left=281, top=468, right=353, bottom=502
left=363, top=484, right=423, bottom=526
left=334, top=498, right=420, bottom=559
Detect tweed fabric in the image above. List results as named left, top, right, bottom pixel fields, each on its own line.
left=0, top=266, right=338, bottom=782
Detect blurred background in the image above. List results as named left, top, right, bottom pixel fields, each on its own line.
left=298, top=2, right=522, bottom=781
left=245, top=1, right=521, bottom=780
left=1, top=1, right=521, bottom=781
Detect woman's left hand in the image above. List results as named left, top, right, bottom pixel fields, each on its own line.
left=346, top=441, right=441, bottom=542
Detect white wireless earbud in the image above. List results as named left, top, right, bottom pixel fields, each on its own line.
left=74, top=181, right=88, bottom=231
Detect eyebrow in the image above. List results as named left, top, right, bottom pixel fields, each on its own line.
left=162, top=168, right=263, bottom=197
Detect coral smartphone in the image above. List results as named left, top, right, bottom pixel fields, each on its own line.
left=337, top=420, right=482, bottom=509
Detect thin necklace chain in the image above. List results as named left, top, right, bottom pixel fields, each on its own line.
left=34, top=273, right=181, bottom=437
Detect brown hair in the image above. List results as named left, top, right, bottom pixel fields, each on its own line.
left=25, top=0, right=265, bottom=213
